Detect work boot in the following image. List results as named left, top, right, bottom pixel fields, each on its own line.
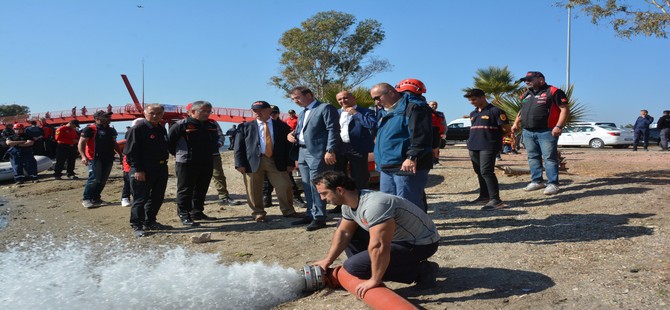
left=414, top=261, right=439, bottom=290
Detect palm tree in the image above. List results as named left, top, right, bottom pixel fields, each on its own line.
left=465, top=66, right=520, bottom=103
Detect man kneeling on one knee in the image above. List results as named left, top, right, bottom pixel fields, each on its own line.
left=311, top=171, right=441, bottom=297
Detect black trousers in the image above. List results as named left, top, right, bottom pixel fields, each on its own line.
left=54, top=143, right=77, bottom=177
left=130, top=164, right=168, bottom=227
left=469, top=150, right=500, bottom=200
left=343, top=224, right=438, bottom=284
left=175, top=161, right=213, bottom=218
left=334, top=144, right=370, bottom=190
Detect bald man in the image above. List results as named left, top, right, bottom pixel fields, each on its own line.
left=332, top=91, right=377, bottom=210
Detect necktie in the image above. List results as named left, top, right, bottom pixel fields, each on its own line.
left=264, top=121, right=273, bottom=157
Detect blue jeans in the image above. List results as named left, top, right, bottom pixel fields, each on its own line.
left=379, top=169, right=429, bottom=212
left=82, top=159, right=114, bottom=200
left=522, top=129, right=559, bottom=185
left=298, top=148, right=332, bottom=221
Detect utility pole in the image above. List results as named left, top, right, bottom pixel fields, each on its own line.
left=566, top=3, right=572, bottom=88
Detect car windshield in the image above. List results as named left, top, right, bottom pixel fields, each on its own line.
left=598, top=125, right=618, bottom=131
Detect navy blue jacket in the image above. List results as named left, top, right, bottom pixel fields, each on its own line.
left=634, top=115, right=654, bottom=131
left=340, top=106, right=377, bottom=154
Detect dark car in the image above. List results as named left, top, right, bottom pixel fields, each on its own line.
left=445, top=123, right=470, bottom=142
left=631, top=128, right=661, bottom=147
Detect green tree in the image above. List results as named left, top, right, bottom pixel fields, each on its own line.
left=271, top=11, right=391, bottom=99
left=0, top=104, right=30, bottom=117
left=320, top=85, right=374, bottom=109
left=496, top=84, right=588, bottom=125
left=558, top=0, right=670, bottom=38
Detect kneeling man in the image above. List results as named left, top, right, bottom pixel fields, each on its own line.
left=312, top=171, right=440, bottom=297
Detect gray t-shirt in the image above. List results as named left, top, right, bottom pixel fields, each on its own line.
left=342, top=190, right=440, bottom=246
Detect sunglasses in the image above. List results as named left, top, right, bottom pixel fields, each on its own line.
left=372, top=90, right=389, bottom=101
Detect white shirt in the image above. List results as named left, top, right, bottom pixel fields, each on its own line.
left=298, top=100, right=317, bottom=145
left=339, top=105, right=358, bottom=143
left=256, top=119, right=274, bottom=154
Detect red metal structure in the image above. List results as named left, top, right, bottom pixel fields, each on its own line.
left=0, top=74, right=281, bottom=130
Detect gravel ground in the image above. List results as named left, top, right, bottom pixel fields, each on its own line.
left=0, top=146, right=668, bottom=309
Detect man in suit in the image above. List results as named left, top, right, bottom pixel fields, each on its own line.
left=287, top=86, right=341, bottom=231
left=330, top=91, right=376, bottom=214
left=235, top=101, right=303, bottom=223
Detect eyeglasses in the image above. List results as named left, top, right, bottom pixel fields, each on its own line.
left=196, top=109, right=212, bottom=114
left=372, top=90, right=389, bottom=101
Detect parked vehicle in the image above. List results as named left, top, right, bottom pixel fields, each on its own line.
left=558, top=125, right=634, bottom=149
left=445, top=118, right=471, bottom=142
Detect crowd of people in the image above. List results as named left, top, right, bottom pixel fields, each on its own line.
left=3, top=70, right=669, bottom=294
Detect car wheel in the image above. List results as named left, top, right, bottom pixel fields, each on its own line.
left=589, top=138, right=604, bottom=149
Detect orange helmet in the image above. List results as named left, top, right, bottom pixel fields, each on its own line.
left=395, top=78, right=427, bottom=94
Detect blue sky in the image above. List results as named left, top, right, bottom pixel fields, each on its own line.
left=1, top=0, right=668, bottom=127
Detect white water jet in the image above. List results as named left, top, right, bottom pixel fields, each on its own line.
left=0, top=235, right=304, bottom=309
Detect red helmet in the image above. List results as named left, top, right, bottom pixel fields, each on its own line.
left=395, top=78, right=427, bottom=94
left=13, top=123, right=25, bottom=129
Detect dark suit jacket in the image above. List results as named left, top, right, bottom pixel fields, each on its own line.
left=295, top=101, right=341, bottom=164
left=234, top=119, right=294, bottom=173
left=341, top=106, right=376, bottom=154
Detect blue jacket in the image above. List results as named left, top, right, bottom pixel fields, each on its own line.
left=374, top=93, right=433, bottom=171
left=294, top=101, right=341, bottom=163
left=634, top=115, right=654, bottom=131
left=340, top=106, right=377, bottom=154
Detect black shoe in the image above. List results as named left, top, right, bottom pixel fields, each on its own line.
left=68, top=175, right=79, bottom=180
left=92, top=199, right=108, bottom=206
left=191, top=212, right=217, bottom=221
left=263, top=197, right=273, bottom=208
left=305, top=220, right=327, bottom=231
left=132, top=226, right=146, bottom=238
left=144, top=222, right=172, bottom=230
left=54, top=175, right=63, bottom=180
left=414, top=261, right=439, bottom=290
left=181, top=217, right=201, bottom=226
left=480, top=199, right=507, bottom=211
left=15, top=180, right=24, bottom=185
left=291, top=217, right=312, bottom=226
left=469, top=196, right=490, bottom=204
left=293, top=197, right=306, bottom=208
left=328, top=205, right=342, bottom=214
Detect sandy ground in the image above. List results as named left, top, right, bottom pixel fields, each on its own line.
left=0, top=146, right=669, bottom=309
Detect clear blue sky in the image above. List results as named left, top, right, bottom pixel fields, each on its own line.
left=1, top=0, right=668, bottom=127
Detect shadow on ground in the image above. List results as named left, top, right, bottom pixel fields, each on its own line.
left=399, top=267, right=555, bottom=304
left=437, top=213, right=654, bottom=246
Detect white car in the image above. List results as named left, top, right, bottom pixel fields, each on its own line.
left=558, top=125, right=634, bottom=149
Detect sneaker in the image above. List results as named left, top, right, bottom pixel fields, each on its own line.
left=544, top=184, right=560, bottom=195
left=219, top=196, right=240, bottom=206
left=121, top=198, right=131, bottom=207
left=414, top=261, right=439, bottom=290
left=180, top=217, right=200, bottom=227
left=31, top=179, right=39, bottom=183
left=523, top=182, right=545, bottom=191
left=132, top=227, right=146, bottom=238
left=82, top=200, right=95, bottom=208
left=14, top=180, right=24, bottom=185
left=68, top=175, right=79, bottom=180
left=480, top=199, right=507, bottom=211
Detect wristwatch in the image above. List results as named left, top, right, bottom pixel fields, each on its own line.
left=326, top=149, right=335, bottom=154
left=407, top=155, right=417, bottom=161
left=555, top=125, right=564, bottom=129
